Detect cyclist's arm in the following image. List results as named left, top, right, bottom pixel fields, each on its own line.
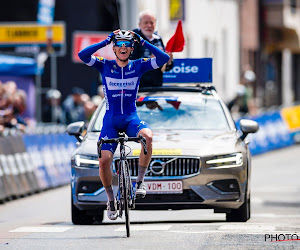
left=143, top=41, right=170, bottom=67
left=78, top=32, right=114, bottom=64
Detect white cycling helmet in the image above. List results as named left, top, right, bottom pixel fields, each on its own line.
left=114, top=30, right=133, bottom=41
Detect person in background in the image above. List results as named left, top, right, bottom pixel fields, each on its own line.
left=44, top=89, right=65, bottom=124
left=0, top=81, right=27, bottom=132
left=62, top=87, right=86, bottom=124
left=130, top=10, right=174, bottom=88
left=3, top=81, right=17, bottom=96
left=12, top=89, right=27, bottom=127
left=84, top=100, right=97, bottom=123
left=228, top=70, right=257, bottom=118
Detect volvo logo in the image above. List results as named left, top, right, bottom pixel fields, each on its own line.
left=149, top=160, right=166, bottom=175
left=148, top=158, right=178, bottom=175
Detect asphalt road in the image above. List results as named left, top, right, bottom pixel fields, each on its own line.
left=0, top=144, right=300, bottom=249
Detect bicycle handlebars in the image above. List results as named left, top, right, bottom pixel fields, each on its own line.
left=97, top=134, right=147, bottom=158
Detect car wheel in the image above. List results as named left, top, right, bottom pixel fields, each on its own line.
left=71, top=194, right=104, bottom=225
left=226, top=183, right=250, bottom=222
left=71, top=197, right=94, bottom=225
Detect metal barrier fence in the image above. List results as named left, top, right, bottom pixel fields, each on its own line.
left=0, top=124, right=76, bottom=204
left=236, top=104, right=300, bottom=155
left=0, top=103, right=299, bottom=203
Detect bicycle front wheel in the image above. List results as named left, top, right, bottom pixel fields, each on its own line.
left=121, top=160, right=130, bottom=237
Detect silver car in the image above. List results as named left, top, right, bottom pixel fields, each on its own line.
left=67, top=85, right=258, bottom=224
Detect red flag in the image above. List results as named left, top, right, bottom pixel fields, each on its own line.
left=165, top=20, right=185, bottom=52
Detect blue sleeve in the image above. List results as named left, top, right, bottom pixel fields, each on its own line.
left=78, top=40, right=108, bottom=64
left=143, top=40, right=170, bottom=67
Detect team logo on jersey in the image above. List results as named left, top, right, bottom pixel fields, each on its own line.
left=96, top=57, right=105, bottom=63
left=125, top=70, right=135, bottom=75
left=141, top=58, right=150, bottom=63
left=105, top=77, right=139, bottom=90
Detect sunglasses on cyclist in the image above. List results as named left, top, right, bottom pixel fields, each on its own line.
left=114, top=40, right=133, bottom=47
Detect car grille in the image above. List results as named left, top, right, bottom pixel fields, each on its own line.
left=114, top=157, right=200, bottom=177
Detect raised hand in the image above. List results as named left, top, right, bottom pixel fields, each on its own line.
left=106, top=29, right=120, bottom=45
left=130, top=31, right=145, bottom=46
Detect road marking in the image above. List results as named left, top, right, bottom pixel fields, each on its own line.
left=252, top=187, right=300, bottom=192
left=115, top=225, right=172, bottom=232
left=252, top=213, right=300, bottom=218
left=10, top=227, right=73, bottom=233
left=168, top=230, right=221, bottom=234
left=251, top=197, right=264, bottom=204
left=252, top=213, right=277, bottom=218
left=218, top=224, right=275, bottom=231
left=168, top=230, right=300, bottom=235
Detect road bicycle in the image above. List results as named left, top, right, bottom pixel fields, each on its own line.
left=97, top=133, right=147, bottom=237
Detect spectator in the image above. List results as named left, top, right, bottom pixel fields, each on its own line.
left=81, top=93, right=91, bottom=103
left=130, top=10, right=174, bottom=88
left=228, top=71, right=257, bottom=118
left=0, top=82, right=28, bottom=132
left=90, top=84, right=105, bottom=108
left=43, top=89, right=65, bottom=124
left=3, top=81, right=17, bottom=96
left=12, top=89, right=27, bottom=125
left=84, top=100, right=97, bottom=123
left=62, top=87, right=86, bottom=124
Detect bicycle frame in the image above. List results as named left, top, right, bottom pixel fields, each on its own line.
left=117, top=139, right=134, bottom=219
left=97, top=133, right=147, bottom=237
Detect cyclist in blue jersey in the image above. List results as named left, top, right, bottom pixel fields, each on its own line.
left=78, top=30, right=170, bottom=220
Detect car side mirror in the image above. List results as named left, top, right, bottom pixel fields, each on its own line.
left=239, top=119, right=259, bottom=140
left=67, top=121, right=85, bottom=142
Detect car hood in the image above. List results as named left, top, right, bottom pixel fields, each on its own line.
left=76, top=130, right=241, bottom=157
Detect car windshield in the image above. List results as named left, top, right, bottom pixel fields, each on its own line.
left=92, top=95, right=230, bottom=131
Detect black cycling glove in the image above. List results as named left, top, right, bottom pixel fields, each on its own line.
left=133, top=33, right=145, bottom=46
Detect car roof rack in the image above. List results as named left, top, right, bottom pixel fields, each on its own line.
left=139, top=84, right=216, bottom=94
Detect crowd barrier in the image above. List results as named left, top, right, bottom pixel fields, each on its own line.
left=237, top=103, right=300, bottom=155
left=0, top=126, right=76, bottom=204
left=0, top=104, right=299, bottom=204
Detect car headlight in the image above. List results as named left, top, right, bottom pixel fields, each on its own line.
left=206, top=153, right=243, bottom=168
left=74, top=155, right=99, bottom=168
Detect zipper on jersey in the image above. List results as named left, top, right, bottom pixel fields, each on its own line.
left=121, top=67, right=124, bottom=114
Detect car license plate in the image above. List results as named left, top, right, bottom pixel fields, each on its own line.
left=145, top=180, right=183, bottom=194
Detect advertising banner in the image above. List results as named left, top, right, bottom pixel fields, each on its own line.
left=281, top=105, right=300, bottom=143
left=163, top=58, right=212, bottom=83
left=237, top=111, right=294, bottom=155
left=37, top=0, right=56, bottom=25
left=72, top=31, right=116, bottom=63
left=0, top=22, right=65, bottom=55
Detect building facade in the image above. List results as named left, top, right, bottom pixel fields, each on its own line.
left=121, top=0, right=240, bottom=102
left=261, top=0, right=300, bottom=106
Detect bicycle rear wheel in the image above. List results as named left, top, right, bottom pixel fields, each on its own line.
left=121, top=160, right=130, bottom=237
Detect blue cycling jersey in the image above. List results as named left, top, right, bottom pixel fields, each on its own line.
left=86, top=56, right=159, bottom=116
left=78, top=35, right=170, bottom=152
left=78, top=36, right=169, bottom=116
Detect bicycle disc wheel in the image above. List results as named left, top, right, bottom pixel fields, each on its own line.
left=121, top=160, right=130, bottom=237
